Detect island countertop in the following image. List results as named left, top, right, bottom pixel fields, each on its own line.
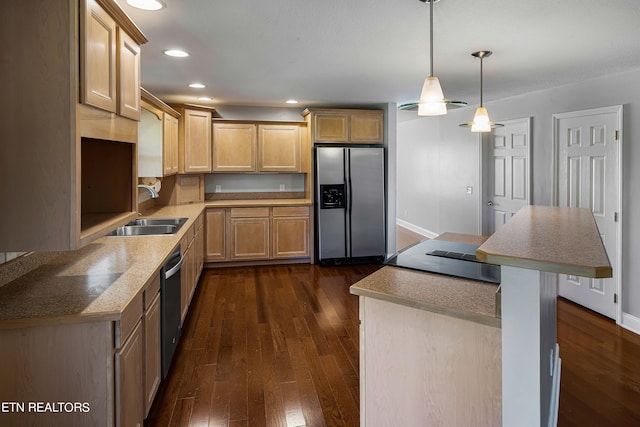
left=350, top=233, right=501, bottom=328
left=476, top=205, right=612, bottom=278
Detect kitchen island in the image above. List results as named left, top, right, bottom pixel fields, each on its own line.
left=351, top=206, right=611, bottom=427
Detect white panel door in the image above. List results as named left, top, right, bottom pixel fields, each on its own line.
left=554, top=106, right=621, bottom=319
left=482, top=118, right=531, bottom=234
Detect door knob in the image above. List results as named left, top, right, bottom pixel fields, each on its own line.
left=487, top=201, right=494, bottom=206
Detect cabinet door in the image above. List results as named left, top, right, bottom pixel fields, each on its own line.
left=162, top=114, right=180, bottom=176
left=314, top=112, right=348, bottom=142
left=116, top=320, right=144, bottom=427
left=117, top=28, right=141, bottom=120
left=81, top=0, right=117, bottom=113
left=180, top=239, right=191, bottom=323
left=170, top=116, right=179, bottom=174
left=350, top=111, right=384, bottom=144
left=212, top=123, right=257, bottom=172
left=143, top=292, right=161, bottom=416
left=205, top=209, right=226, bottom=261
left=181, top=109, right=212, bottom=173
left=272, top=216, right=309, bottom=258
left=258, top=125, right=301, bottom=172
left=230, top=218, right=270, bottom=260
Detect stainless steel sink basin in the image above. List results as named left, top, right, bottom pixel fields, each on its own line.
left=106, top=217, right=188, bottom=236
left=127, top=217, right=188, bottom=227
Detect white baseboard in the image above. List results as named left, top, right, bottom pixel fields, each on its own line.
left=621, top=312, right=640, bottom=336
left=396, top=219, right=438, bottom=239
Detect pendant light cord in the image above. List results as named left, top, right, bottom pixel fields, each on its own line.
left=479, top=55, right=483, bottom=107
left=429, top=0, right=434, bottom=77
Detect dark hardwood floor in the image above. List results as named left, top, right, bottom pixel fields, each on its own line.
left=146, top=265, right=640, bottom=427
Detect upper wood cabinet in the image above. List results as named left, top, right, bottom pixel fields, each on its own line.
left=0, top=0, right=147, bottom=252
left=212, top=122, right=303, bottom=172
left=212, top=123, right=257, bottom=172
left=258, top=125, right=301, bottom=172
left=81, top=0, right=143, bottom=120
left=171, top=105, right=216, bottom=174
left=139, top=88, right=180, bottom=177
left=303, top=108, right=384, bottom=144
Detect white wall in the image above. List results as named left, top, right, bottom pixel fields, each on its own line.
left=397, top=67, right=640, bottom=319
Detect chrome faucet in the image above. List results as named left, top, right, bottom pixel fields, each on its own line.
left=138, top=184, right=159, bottom=199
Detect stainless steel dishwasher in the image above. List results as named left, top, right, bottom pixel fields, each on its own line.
left=161, top=248, right=183, bottom=379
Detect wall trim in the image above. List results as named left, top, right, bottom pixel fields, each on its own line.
left=621, top=312, right=640, bottom=336
left=396, top=219, right=438, bottom=239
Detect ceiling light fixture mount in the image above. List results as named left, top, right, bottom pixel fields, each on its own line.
left=163, top=49, right=189, bottom=58
left=400, top=0, right=466, bottom=115
left=460, top=50, right=503, bottom=132
left=126, top=0, right=166, bottom=11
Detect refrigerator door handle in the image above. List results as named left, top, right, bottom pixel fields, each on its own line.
left=343, top=148, right=349, bottom=258
left=347, top=148, right=353, bottom=258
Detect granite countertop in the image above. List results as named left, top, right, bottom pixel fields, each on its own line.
left=477, top=205, right=612, bottom=278
left=350, top=233, right=501, bottom=328
left=0, top=203, right=205, bottom=330
left=0, top=197, right=315, bottom=330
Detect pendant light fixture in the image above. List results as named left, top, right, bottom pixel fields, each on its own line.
left=460, top=50, right=503, bottom=132
left=399, top=0, right=466, bottom=115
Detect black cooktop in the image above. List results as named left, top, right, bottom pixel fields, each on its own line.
left=385, top=239, right=501, bottom=285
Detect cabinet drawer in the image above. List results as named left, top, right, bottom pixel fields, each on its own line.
left=230, top=207, right=270, bottom=218
left=116, top=290, right=143, bottom=349
left=143, top=273, right=160, bottom=310
left=272, top=206, right=310, bottom=217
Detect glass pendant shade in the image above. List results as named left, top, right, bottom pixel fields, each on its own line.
left=471, top=107, right=491, bottom=132
left=418, top=76, right=447, bottom=116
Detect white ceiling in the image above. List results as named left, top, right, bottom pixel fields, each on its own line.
left=119, top=0, right=640, bottom=109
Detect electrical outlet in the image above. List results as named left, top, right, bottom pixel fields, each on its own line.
left=215, top=185, right=221, bottom=192
left=279, top=184, right=285, bottom=191
left=466, top=185, right=473, bottom=195
left=403, top=209, right=409, bottom=217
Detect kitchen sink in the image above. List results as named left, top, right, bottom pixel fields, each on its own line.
left=106, top=217, right=188, bottom=236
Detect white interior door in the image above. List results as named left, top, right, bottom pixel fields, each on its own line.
left=554, top=106, right=621, bottom=320
left=482, top=118, right=532, bottom=235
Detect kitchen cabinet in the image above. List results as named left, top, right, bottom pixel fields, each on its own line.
left=205, top=209, right=227, bottom=261
left=205, top=205, right=311, bottom=263
left=172, top=105, right=216, bottom=174
left=116, top=320, right=144, bottom=427
left=139, top=88, right=180, bottom=177
left=143, top=275, right=161, bottom=417
left=212, top=123, right=257, bottom=172
left=230, top=208, right=271, bottom=260
left=180, top=214, right=205, bottom=323
left=272, top=207, right=310, bottom=258
left=258, top=125, right=301, bottom=172
left=212, top=122, right=304, bottom=172
left=303, top=108, right=384, bottom=144
left=82, top=0, right=142, bottom=120
left=0, top=0, right=147, bottom=252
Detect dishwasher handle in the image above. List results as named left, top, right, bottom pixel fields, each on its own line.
left=164, top=250, right=183, bottom=280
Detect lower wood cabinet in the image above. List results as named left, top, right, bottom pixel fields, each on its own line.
left=143, top=291, right=161, bottom=416
left=181, top=213, right=205, bottom=323
left=205, top=205, right=310, bottom=263
left=116, top=320, right=144, bottom=427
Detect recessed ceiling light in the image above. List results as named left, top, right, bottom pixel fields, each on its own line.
left=126, top=0, right=166, bottom=11
left=163, top=49, right=189, bottom=58
left=286, top=99, right=299, bottom=104
left=189, top=83, right=206, bottom=89
left=197, top=97, right=213, bottom=101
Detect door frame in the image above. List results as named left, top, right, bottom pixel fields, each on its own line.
left=479, top=117, right=533, bottom=236
left=552, top=105, right=623, bottom=323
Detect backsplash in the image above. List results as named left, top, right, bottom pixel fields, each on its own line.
left=205, top=173, right=305, bottom=193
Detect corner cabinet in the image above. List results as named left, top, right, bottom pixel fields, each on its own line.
left=171, top=105, right=217, bottom=174
left=0, top=0, right=148, bottom=252
left=303, top=108, right=384, bottom=144
left=212, top=122, right=303, bottom=172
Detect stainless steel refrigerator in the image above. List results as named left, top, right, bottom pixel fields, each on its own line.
left=315, top=146, right=386, bottom=264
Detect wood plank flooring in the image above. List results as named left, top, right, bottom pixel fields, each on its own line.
left=145, top=264, right=380, bottom=427
left=146, top=265, right=640, bottom=427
